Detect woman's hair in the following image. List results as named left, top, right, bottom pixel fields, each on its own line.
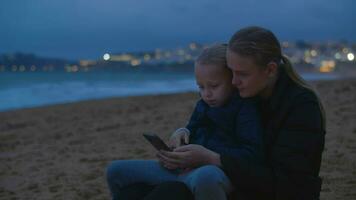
left=228, top=26, right=325, bottom=128
left=195, top=43, right=228, bottom=68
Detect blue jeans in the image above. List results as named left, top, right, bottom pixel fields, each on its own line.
left=106, top=160, right=233, bottom=200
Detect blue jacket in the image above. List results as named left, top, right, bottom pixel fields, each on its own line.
left=186, top=93, right=263, bottom=163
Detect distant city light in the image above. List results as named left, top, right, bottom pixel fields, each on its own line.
left=304, top=57, right=312, bottom=63
left=304, top=50, right=310, bottom=57
left=319, top=60, right=336, bottom=73
left=155, top=54, right=161, bottom=60
left=185, top=55, right=192, bottom=61
left=103, top=53, right=110, bottom=61
left=189, top=43, right=197, bottom=50
left=2, top=41, right=356, bottom=74
left=178, top=49, right=185, bottom=56
left=80, top=60, right=96, bottom=67
left=30, top=65, right=37, bottom=71
left=19, top=65, right=26, bottom=72
left=144, top=54, right=151, bottom=61
left=164, top=52, right=171, bottom=58
left=130, top=59, right=141, bottom=66
left=110, top=54, right=134, bottom=62
left=310, top=50, right=317, bottom=57
left=65, top=65, right=71, bottom=73
left=72, top=65, right=79, bottom=72
left=334, top=52, right=341, bottom=60
left=12, top=65, right=17, bottom=72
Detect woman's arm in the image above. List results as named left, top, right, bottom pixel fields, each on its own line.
left=268, top=97, right=325, bottom=199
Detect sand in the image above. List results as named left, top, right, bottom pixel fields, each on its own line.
left=1, top=79, right=356, bottom=200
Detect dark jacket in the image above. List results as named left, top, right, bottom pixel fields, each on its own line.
left=186, top=93, right=263, bottom=165
left=221, top=69, right=326, bottom=200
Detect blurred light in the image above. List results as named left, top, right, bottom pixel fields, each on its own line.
left=189, top=43, right=197, bottom=50
left=319, top=60, right=336, bottom=73
left=304, top=57, right=311, bottom=63
left=185, top=55, right=192, bottom=60
left=178, top=49, right=185, bottom=56
left=310, top=50, right=317, bottom=57
left=334, top=52, right=341, bottom=60
left=343, top=48, right=349, bottom=54
left=304, top=50, right=310, bottom=57
left=131, top=59, right=141, bottom=66
left=155, top=54, right=161, bottom=60
left=12, top=65, right=17, bottom=72
left=72, top=65, right=79, bottom=72
left=65, top=65, right=72, bottom=72
left=144, top=54, right=151, bottom=61
left=347, top=53, right=355, bottom=61
left=164, top=52, right=171, bottom=58
left=30, top=65, right=36, bottom=71
left=103, top=53, right=110, bottom=61
left=80, top=60, right=96, bottom=67
left=19, top=65, right=26, bottom=72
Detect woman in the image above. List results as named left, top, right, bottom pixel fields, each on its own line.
left=156, top=26, right=326, bottom=200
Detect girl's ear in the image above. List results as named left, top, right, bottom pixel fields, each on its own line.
left=266, top=61, right=278, bottom=77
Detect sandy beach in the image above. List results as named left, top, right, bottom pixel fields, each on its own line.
left=1, top=79, right=356, bottom=200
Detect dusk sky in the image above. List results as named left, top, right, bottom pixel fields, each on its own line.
left=1, top=0, right=355, bottom=60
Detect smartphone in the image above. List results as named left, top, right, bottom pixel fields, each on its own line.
left=143, top=133, right=172, bottom=151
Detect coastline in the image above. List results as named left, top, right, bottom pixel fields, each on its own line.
left=0, top=71, right=347, bottom=112
left=1, top=78, right=356, bottom=199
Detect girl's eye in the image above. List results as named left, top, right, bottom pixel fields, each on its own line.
left=211, top=84, right=218, bottom=88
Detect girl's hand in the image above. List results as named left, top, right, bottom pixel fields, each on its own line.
left=156, top=144, right=221, bottom=169
left=168, top=128, right=190, bottom=149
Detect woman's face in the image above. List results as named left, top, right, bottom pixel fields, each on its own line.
left=226, top=50, right=276, bottom=98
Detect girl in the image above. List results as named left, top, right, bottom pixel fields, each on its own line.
left=106, top=44, right=263, bottom=200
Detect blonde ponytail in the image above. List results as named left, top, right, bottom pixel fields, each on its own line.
left=281, top=55, right=326, bottom=129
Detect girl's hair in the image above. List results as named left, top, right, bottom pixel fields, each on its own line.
left=195, top=43, right=228, bottom=68
left=228, top=26, right=325, bottom=128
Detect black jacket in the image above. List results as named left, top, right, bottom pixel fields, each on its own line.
left=221, top=69, right=326, bottom=200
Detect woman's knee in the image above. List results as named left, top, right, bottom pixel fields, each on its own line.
left=190, top=165, right=226, bottom=191
left=193, top=165, right=222, bottom=187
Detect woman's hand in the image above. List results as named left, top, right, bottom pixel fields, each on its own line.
left=156, top=144, right=221, bottom=170
left=168, top=128, right=190, bottom=149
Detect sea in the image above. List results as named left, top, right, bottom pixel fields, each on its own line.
left=0, top=70, right=340, bottom=112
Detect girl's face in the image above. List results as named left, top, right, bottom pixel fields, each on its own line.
left=195, top=63, right=235, bottom=107
left=226, top=50, right=277, bottom=98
